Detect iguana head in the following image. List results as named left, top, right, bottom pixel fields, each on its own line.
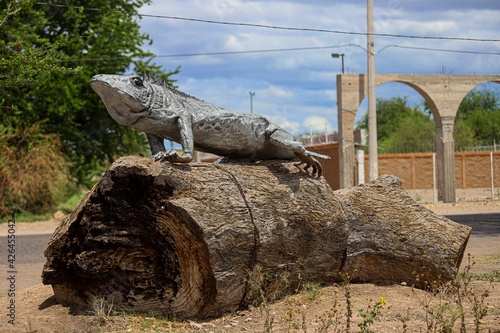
left=91, top=74, right=151, bottom=126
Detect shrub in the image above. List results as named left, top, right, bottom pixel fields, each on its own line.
left=0, top=123, right=71, bottom=217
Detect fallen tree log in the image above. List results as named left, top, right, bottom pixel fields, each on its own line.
left=336, top=176, right=470, bottom=287
left=42, top=156, right=470, bottom=319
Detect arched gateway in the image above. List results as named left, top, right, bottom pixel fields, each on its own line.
left=337, top=74, right=500, bottom=203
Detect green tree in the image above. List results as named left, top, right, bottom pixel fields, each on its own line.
left=356, top=96, right=435, bottom=153
left=0, top=1, right=80, bottom=117
left=453, top=119, right=475, bottom=151
left=381, top=110, right=435, bottom=153
left=356, top=89, right=500, bottom=154
left=1, top=1, right=78, bottom=217
left=456, top=87, right=500, bottom=148
left=357, top=97, right=414, bottom=140
left=457, top=88, right=499, bottom=121
left=1, top=0, right=180, bottom=185
left=464, top=110, right=500, bottom=145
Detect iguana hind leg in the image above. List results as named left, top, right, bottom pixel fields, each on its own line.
left=268, top=130, right=330, bottom=177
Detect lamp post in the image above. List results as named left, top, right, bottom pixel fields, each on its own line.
left=331, top=53, right=345, bottom=74
left=249, top=92, right=255, bottom=113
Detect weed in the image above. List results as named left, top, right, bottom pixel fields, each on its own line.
left=246, top=265, right=291, bottom=333
left=14, top=209, right=52, bottom=222
left=357, top=296, right=387, bottom=333
left=412, top=275, right=461, bottom=333
left=456, top=254, right=495, bottom=333
left=86, top=296, right=118, bottom=330
left=340, top=271, right=356, bottom=332
left=295, top=278, right=322, bottom=302
left=316, top=288, right=341, bottom=333
left=283, top=301, right=307, bottom=333
left=474, top=253, right=500, bottom=265
left=456, top=271, right=500, bottom=282
left=409, top=253, right=496, bottom=333
left=246, top=265, right=291, bottom=308
left=395, top=308, right=411, bottom=333
left=302, top=282, right=321, bottom=302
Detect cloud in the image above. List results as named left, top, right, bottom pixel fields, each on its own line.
left=259, top=85, right=293, bottom=99
left=266, top=115, right=301, bottom=135
left=303, top=116, right=334, bottom=134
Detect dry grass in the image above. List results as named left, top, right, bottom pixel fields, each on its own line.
left=0, top=123, right=71, bottom=217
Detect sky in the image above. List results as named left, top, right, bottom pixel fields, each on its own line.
left=136, top=0, right=500, bottom=135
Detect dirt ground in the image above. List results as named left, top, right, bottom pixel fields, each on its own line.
left=1, top=202, right=499, bottom=333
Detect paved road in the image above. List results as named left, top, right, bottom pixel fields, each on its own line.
left=445, top=213, right=500, bottom=236
left=0, top=233, right=50, bottom=265
left=0, top=233, right=52, bottom=295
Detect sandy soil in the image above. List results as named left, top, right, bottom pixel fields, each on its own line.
left=425, top=201, right=500, bottom=216
left=0, top=203, right=499, bottom=332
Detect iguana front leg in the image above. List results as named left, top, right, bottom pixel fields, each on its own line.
left=149, top=115, right=193, bottom=163
left=174, top=114, right=194, bottom=162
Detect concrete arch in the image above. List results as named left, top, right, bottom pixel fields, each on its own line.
left=389, top=80, right=439, bottom=122
left=337, top=74, right=500, bottom=202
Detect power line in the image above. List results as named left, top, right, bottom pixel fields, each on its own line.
left=140, top=14, right=500, bottom=43
left=377, top=45, right=500, bottom=56
left=153, top=44, right=353, bottom=58
left=55, top=44, right=352, bottom=62
left=56, top=43, right=500, bottom=63
left=34, top=2, right=500, bottom=43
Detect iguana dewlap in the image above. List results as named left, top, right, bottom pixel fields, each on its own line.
left=91, top=74, right=330, bottom=176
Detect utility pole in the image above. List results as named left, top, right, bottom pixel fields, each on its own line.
left=367, top=0, right=378, bottom=180
left=249, top=91, right=255, bottom=113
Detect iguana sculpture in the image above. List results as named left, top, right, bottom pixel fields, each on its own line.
left=91, top=74, right=330, bottom=176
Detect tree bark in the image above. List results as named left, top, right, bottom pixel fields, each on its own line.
left=42, top=156, right=470, bottom=319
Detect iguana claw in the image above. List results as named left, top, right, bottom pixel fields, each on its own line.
left=152, top=151, right=193, bottom=163
left=294, top=155, right=323, bottom=177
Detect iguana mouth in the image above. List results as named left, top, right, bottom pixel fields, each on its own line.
left=91, top=78, right=147, bottom=126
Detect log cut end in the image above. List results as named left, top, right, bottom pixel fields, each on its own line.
left=42, top=157, right=217, bottom=318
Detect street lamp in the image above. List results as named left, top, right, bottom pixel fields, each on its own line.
left=331, top=53, right=345, bottom=74
left=249, top=91, right=255, bottom=113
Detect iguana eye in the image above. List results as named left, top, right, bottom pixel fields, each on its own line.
left=131, top=77, right=144, bottom=88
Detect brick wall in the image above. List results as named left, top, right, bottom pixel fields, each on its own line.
left=368, top=151, right=500, bottom=190
left=307, top=143, right=339, bottom=190
left=307, top=144, right=500, bottom=190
